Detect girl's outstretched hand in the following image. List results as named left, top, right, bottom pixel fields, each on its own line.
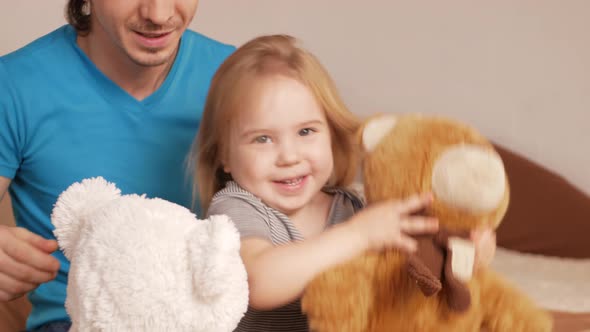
left=349, top=193, right=439, bottom=253
left=471, top=227, right=497, bottom=270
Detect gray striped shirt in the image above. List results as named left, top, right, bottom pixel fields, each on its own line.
left=207, top=181, right=364, bottom=332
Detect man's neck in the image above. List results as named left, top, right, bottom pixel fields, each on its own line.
left=77, top=34, right=177, bottom=101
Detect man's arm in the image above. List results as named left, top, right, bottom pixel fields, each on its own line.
left=0, top=176, right=60, bottom=301
left=0, top=176, right=9, bottom=202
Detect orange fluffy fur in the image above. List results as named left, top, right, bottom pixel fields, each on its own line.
left=301, top=114, right=552, bottom=332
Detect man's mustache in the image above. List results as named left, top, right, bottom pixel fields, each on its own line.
left=129, top=20, right=181, bottom=32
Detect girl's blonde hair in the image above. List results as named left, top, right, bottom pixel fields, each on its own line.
left=190, top=34, right=361, bottom=213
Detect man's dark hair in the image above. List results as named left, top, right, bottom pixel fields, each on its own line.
left=66, top=0, right=91, bottom=35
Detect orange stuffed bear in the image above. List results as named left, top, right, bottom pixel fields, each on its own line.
left=301, top=114, right=552, bottom=332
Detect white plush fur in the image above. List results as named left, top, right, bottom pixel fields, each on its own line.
left=492, top=247, right=590, bottom=313
left=51, top=177, right=248, bottom=332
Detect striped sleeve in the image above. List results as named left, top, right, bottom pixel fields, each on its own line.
left=207, top=195, right=272, bottom=241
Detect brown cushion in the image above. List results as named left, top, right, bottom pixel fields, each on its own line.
left=494, top=144, right=590, bottom=258
left=551, top=310, right=590, bottom=332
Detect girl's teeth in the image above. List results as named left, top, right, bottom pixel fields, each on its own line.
left=281, top=177, right=302, bottom=185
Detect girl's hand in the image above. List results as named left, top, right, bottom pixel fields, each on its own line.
left=350, top=193, right=439, bottom=253
left=471, top=227, right=497, bottom=270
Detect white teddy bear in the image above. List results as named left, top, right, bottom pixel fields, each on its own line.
left=51, top=177, right=248, bottom=332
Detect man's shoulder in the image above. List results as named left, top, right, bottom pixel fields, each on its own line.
left=0, top=25, right=75, bottom=93
left=181, top=29, right=236, bottom=59
left=1, top=25, right=72, bottom=70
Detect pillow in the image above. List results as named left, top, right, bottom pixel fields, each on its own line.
left=494, top=144, right=590, bottom=258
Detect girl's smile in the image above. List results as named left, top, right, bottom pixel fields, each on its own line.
left=272, top=175, right=309, bottom=194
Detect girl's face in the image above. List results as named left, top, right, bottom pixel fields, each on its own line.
left=223, top=75, right=334, bottom=216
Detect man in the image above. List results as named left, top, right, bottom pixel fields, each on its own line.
left=0, top=0, right=234, bottom=330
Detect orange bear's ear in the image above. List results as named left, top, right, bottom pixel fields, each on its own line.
left=431, top=145, right=506, bottom=214
left=360, top=114, right=397, bottom=153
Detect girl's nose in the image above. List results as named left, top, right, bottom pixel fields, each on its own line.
left=276, top=141, right=301, bottom=167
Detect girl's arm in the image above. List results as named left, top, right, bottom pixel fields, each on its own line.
left=472, top=227, right=497, bottom=270
left=242, top=194, right=438, bottom=310
left=240, top=221, right=366, bottom=310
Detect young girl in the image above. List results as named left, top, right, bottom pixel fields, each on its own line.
left=190, top=35, right=496, bottom=332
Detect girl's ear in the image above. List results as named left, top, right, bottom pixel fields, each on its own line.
left=219, top=142, right=230, bottom=173
left=220, top=155, right=230, bottom=173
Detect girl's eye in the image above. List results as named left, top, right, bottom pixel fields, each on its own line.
left=299, top=128, right=315, bottom=136
left=254, top=135, right=271, bottom=144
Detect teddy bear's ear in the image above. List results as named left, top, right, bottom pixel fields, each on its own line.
left=431, top=144, right=506, bottom=213
left=188, top=214, right=246, bottom=301
left=361, top=115, right=398, bottom=152
left=51, top=177, right=121, bottom=259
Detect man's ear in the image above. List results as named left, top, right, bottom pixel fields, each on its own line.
left=361, top=115, right=397, bottom=152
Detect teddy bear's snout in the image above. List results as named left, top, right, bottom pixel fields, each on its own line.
left=431, top=144, right=506, bottom=213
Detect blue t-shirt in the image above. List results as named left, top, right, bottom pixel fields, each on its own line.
left=0, top=25, right=234, bottom=329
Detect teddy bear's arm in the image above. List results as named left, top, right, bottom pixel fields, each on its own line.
left=406, top=254, right=442, bottom=296
left=302, top=256, right=374, bottom=332
left=406, top=236, right=446, bottom=296
left=478, top=270, right=552, bottom=332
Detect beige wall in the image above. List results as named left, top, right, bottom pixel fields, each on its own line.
left=1, top=1, right=588, bottom=195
